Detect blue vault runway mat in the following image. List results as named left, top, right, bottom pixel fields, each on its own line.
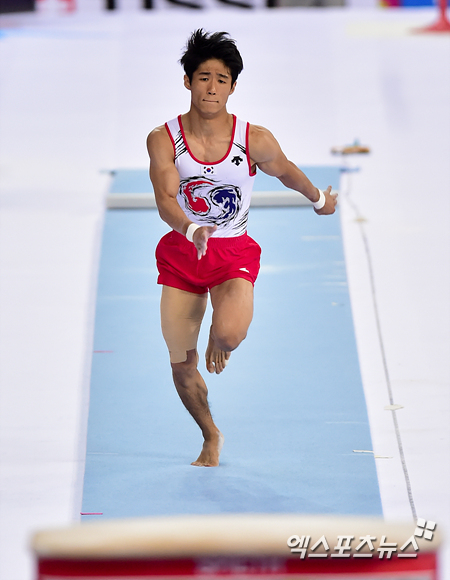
left=81, top=167, right=382, bottom=520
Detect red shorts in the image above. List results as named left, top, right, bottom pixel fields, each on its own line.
left=156, top=230, right=261, bottom=294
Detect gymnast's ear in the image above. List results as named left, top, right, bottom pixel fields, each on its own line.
left=184, top=75, right=191, bottom=90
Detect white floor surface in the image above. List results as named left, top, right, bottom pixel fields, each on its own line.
left=0, top=4, right=449, bottom=579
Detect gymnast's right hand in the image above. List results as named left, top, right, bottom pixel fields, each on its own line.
left=193, top=225, right=217, bottom=259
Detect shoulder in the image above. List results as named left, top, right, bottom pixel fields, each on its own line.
left=147, top=124, right=170, bottom=147
left=248, top=124, right=280, bottom=163
left=248, top=124, right=275, bottom=142
left=146, top=124, right=173, bottom=159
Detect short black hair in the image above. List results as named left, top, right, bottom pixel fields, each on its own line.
left=180, top=29, right=243, bottom=86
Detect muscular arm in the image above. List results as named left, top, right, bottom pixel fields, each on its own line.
left=147, top=126, right=191, bottom=235
left=248, top=125, right=337, bottom=215
left=147, top=126, right=216, bottom=257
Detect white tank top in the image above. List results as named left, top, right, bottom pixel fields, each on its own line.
left=165, top=115, right=256, bottom=238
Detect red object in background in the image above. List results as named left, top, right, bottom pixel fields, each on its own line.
left=415, top=0, right=450, bottom=32
left=382, top=0, right=401, bottom=7
left=59, top=0, right=76, bottom=11
left=37, top=0, right=77, bottom=12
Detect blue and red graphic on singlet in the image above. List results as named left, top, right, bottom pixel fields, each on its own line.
left=179, top=177, right=242, bottom=226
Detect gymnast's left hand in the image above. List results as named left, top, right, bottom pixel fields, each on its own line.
left=314, top=185, right=338, bottom=215
left=193, top=225, right=217, bottom=259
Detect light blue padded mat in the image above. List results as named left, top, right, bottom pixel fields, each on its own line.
left=82, top=167, right=382, bottom=520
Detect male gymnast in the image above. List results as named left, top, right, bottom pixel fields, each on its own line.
left=147, top=29, right=337, bottom=467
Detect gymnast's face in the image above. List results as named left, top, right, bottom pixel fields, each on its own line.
left=184, top=59, right=236, bottom=116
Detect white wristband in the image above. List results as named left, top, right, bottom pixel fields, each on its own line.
left=312, top=188, right=326, bottom=210
left=186, top=223, right=200, bottom=243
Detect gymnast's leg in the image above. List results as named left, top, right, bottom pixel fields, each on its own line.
left=160, top=285, right=223, bottom=467
left=206, top=277, right=254, bottom=374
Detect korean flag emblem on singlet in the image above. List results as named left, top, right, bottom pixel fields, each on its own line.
left=203, top=166, right=215, bottom=176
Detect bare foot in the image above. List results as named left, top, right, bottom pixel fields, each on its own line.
left=191, top=432, right=224, bottom=467
left=205, top=333, right=230, bottom=374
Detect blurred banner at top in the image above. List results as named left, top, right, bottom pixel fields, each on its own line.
left=102, top=0, right=346, bottom=7
left=32, top=0, right=347, bottom=12
left=10, top=0, right=440, bottom=15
